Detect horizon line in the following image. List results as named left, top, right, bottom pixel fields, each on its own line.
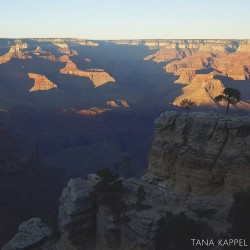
left=0, top=37, right=250, bottom=41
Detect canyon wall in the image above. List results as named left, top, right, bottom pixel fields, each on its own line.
left=4, top=111, right=250, bottom=249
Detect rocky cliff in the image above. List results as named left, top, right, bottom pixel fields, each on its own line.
left=172, top=73, right=225, bottom=107
left=144, top=40, right=250, bottom=84
left=4, top=111, right=250, bottom=249
left=143, top=40, right=250, bottom=110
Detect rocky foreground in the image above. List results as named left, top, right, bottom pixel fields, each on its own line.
left=3, top=111, right=250, bottom=250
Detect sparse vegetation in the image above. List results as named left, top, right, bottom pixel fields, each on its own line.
left=215, top=88, right=241, bottom=114
left=135, top=185, right=146, bottom=210
left=180, top=99, right=196, bottom=112
left=94, top=168, right=125, bottom=215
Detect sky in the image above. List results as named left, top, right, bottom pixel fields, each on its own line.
left=0, top=0, right=249, bottom=39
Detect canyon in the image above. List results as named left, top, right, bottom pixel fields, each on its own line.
left=0, top=39, right=249, bottom=111
left=0, top=38, right=250, bottom=248
left=3, top=111, right=250, bottom=249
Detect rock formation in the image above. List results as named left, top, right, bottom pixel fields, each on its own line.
left=28, top=73, right=57, bottom=92
left=106, top=100, right=130, bottom=108
left=146, top=112, right=250, bottom=190
left=4, top=111, right=250, bottom=249
left=0, top=41, right=31, bottom=64
left=144, top=48, right=185, bottom=63
left=52, top=39, right=79, bottom=55
left=211, top=42, right=250, bottom=80
left=58, top=178, right=96, bottom=248
left=60, top=59, right=115, bottom=87
left=2, top=218, right=53, bottom=250
left=145, top=40, right=250, bottom=83
left=32, top=46, right=58, bottom=61
left=75, top=107, right=111, bottom=116
left=53, top=39, right=68, bottom=49
left=173, top=73, right=225, bottom=107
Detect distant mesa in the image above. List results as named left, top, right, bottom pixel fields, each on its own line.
left=58, top=48, right=78, bottom=56
left=77, top=40, right=99, bottom=46
left=76, top=107, right=111, bottom=116
left=33, top=46, right=46, bottom=55
left=145, top=40, right=250, bottom=83
left=62, top=107, right=111, bottom=116
left=31, top=38, right=99, bottom=47
left=0, top=40, right=31, bottom=64
left=53, top=39, right=69, bottom=49
left=144, top=48, right=184, bottom=63
left=32, top=46, right=58, bottom=61
left=28, top=73, right=57, bottom=92
left=52, top=39, right=79, bottom=55
left=106, top=100, right=129, bottom=108
left=60, top=58, right=115, bottom=87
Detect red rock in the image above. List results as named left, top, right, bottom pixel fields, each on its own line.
left=173, top=73, right=225, bottom=107
left=60, top=59, right=115, bottom=87
left=28, top=73, right=57, bottom=92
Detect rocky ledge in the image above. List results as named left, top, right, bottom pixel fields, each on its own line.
left=2, top=218, right=53, bottom=250
left=3, top=112, right=250, bottom=249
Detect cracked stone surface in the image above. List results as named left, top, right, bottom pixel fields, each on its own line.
left=2, top=218, right=52, bottom=250
left=145, top=111, right=250, bottom=196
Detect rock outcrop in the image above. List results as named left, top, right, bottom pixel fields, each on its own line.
left=3, top=112, right=250, bottom=249
left=0, top=41, right=31, bottom=64
left=75, top=107, right=111, bottom=116
left=2, top=218, right=53, bottom=250
left=173, top=73, right=225, bottom=107
left=60, top=59, right=115, bottom=87
left=145, top=40, right=250, bottom=83
left=146, top=112, right=250, bottom=190
left=58, top=178, right=96, bottom=248
left=28, top=73, right=57, bottom=92
left=106, top=100, right=130, bottom=108
left=32, top=46, right=58, bottom=61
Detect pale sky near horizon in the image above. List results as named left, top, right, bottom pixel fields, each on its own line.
left=0, top=0, right=249, bottom=39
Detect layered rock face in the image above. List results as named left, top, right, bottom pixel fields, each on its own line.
left=57, top=178, right=96, bottom=249
left=2, top=218, right=53, bottom=250
left=173, top=73, right=225, bottom=107
left=0, top=41, right=31, bottom=64
left=28, top=73, right=58, bottom=92
left=60, top=59, right=115, bottom=87
left=56, top=178, right=163, bottom=250
left=32, top=46, right=58, bottom=61
left=143, top=40, right=250, bottom=110
left=145, top=39, right=250, bottom=84
left=146, top=112, right=250, bottom=192
left=4, top=112, right=250, bottom=249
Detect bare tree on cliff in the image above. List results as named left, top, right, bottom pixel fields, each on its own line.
left=136, top=185, right=146, bottom=210
left=180, top=99, right=196, bottom=113
left=215, top=88, right=241, bottom=115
